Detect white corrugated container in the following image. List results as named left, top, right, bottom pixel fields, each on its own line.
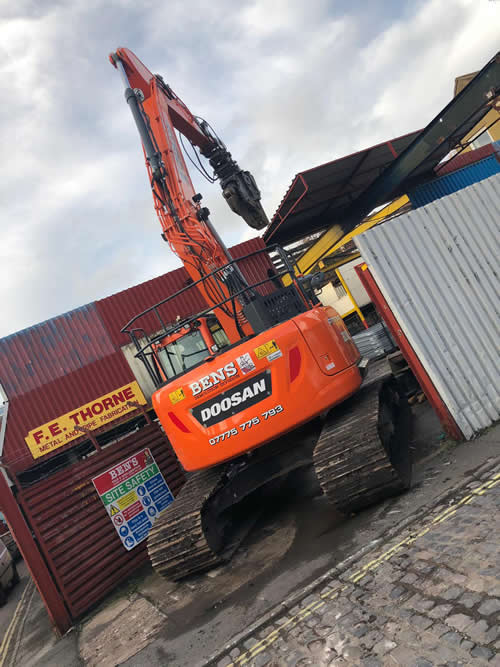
left=356, top=174, right=500, bottom=439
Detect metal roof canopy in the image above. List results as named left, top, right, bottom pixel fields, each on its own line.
left=265, top=51, right=500, bottom=246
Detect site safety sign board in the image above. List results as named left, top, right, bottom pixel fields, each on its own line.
left=92, top=449, right=174, bottom=551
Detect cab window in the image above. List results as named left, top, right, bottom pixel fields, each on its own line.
left=155, top=330, right=208, bottom=381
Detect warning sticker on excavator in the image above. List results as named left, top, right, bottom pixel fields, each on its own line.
left=254, top=340, right=280, bottom=360
left=169, top=387, right=185, bottom=405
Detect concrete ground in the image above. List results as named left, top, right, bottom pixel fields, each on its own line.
left=0, top=558, right=80, bottom=667
left=1, top=406, right=499, bottom=667
left=210, top=456, right=500, bottom=666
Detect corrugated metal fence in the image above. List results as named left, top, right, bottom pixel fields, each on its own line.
left=356, top=174, right=500, bottom=439
left=435, top=141, right=500, bottom=176
left=409, top=147, right=500, bottom=208
left=17, top=421, right=184, bottom=618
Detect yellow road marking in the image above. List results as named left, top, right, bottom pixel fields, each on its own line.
left=227, top=469, right=500, bottom=666
left=0, top=578, right=33, bottom=667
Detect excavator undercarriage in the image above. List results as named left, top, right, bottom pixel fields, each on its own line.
left=148, top=363, right=412, bottom=581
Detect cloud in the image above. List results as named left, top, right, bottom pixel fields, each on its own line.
left=0, top=0, right=498, bottom=337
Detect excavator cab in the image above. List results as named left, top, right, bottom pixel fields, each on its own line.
left=122, top=244, right=330, bottom=393
left=151, top=315, right=230, bottom=384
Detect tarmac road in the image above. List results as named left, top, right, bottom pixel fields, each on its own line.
left=0, top=561, right=33, bottom=667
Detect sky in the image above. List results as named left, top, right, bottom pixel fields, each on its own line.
left=0, top=0, right=498, bottom=338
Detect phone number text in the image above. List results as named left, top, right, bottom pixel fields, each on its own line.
left=208, top=405, right=283, bottom=446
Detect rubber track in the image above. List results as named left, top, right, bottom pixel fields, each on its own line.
left=149, top=369, right=409, bottom=580
left=147, top=465, right=227, bottom=580
left=313, top=379, right=409, bottom=514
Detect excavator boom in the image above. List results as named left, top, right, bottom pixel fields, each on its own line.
left=110, top=48, right=269, bottom=231
left=111, top=48, right=273, bottom=342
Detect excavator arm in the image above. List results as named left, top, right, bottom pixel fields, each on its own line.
left=110, top=47, right=269, bottom=342
left=110, top=48, right=268, bottom=229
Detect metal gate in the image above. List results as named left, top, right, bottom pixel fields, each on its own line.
left=17, top=422, right=184, bottom=618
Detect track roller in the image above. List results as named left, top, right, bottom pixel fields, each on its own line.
left=147, top=466, right=227, bottom=580
left=313, top=377, right=412, bottom=514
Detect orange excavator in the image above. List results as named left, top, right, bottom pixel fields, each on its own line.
left=110, top=48, right=412, bottom=579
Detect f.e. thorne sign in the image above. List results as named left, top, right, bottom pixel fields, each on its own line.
left=25, top=382, right=147, bottom=459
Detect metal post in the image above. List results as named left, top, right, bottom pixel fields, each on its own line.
left=74, top=425, right=101, bottom=452
left=0, top=468, right=72, bottom=635
left=127, top=401, right=152, bottom=425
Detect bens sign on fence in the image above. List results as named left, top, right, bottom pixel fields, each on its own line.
left=92, top=448, right=174, bottom=550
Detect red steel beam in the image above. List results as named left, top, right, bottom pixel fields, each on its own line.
left=0, top=468, right=72, bottom=635
left=355, top=262, right=462, bottom=441
left=386, top=140, right=398, bottom=158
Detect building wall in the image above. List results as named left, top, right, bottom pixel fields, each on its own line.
left=120, top=341, right=157, bottom=401
left=318, top=283, right=352, bottom=316
left=338, top=259, right=371, bottom=308
left=454, top=71, right=500, bottom=147
left=462, top=108, right=500, bottom=147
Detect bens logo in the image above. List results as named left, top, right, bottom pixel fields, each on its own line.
left=189, top=362, right=238, bottom=396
